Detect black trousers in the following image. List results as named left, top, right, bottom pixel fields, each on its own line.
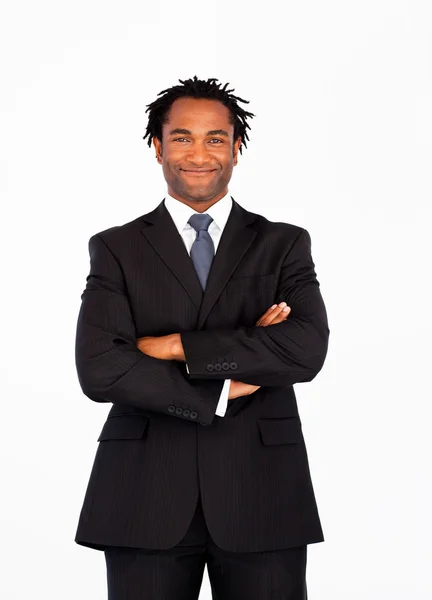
left=105, top=492, right=308, bottom=600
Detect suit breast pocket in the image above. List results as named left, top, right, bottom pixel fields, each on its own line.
left=217, top=273, right=276, bottom=326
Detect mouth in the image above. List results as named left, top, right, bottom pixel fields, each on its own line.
left=180, top=169, right=217, bottom=177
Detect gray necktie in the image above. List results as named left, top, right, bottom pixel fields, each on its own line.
left=188, top=213, right=215, bottom=290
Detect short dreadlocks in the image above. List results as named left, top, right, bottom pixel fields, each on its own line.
left=143, top=76, right=255, bottom=155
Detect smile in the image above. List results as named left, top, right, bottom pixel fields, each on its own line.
left=181, top=169, right=216, bottom=177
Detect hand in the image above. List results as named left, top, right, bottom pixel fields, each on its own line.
left=255, top=302, right=291, bottom=326
left=229, top=302, right=291, bottom=400
left=228, top=379, right=262, bottom=400
left=136, top=334, right=181, bottom=360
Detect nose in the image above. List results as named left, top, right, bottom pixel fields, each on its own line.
left=184, top=141, right=212, bottom=167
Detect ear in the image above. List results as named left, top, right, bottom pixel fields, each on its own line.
left=153, top=137, right=163, bottom=163
left=233, top=135, right=242, bottom=165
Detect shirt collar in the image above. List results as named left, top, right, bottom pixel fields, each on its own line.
left=164, top=191, right=233, bottom=234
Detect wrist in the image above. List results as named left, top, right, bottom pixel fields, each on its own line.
left=170, top=333, right=185, bottom=361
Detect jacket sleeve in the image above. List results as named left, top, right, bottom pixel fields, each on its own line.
left=180, top=228, right=330, bottom=387
left=75, top=233, right=225, bottom=425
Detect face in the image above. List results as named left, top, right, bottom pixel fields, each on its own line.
left=153, top=97, right=242, bottom=211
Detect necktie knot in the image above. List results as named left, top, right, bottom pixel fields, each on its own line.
left=188, top=213, right=213, bottom=233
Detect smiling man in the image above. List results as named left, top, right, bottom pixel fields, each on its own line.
left=74, top=75, right=330, bottom=600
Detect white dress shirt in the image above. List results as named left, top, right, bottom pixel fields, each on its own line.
left=164, top=191, right=232, bottom=417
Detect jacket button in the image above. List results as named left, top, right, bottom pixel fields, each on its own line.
left=190, top=411, right=198, bottom=419
left=199, top=421, right=208, bottom=426
left=206, top=364, right=215, bottom=372
left=183, top=409, right=191, bottom=417
left=214, top=363, right=222, bottom=371
left=168, top=405, right=175, bottom=413
left=229, top=362, right=238, bottom=370
left=175, top=407, right=183, bottom=415
left=222, top=362, right=230, bottom=370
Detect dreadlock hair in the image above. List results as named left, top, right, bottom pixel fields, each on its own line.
left=143, top=76, right=255, bottom=155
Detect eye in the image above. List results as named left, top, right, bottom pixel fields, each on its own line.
left=172, top=137, right=223, bottom=143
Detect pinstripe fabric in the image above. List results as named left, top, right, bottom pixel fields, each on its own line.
left=163, top=193, right=232, bottom=417
left=104, top=494, right=308, bottom=599
left=74, top=196, right=329, bottom=553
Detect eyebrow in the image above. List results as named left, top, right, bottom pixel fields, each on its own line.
left=168, top=128, right=229, bottom=137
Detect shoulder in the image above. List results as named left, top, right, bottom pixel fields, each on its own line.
left=247, top=208, right=309, bottom=244
left=88, top=214, right=144, bottom=249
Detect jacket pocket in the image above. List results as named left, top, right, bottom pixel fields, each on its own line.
left=257, top=416, right=302, bottom=445
left=97, top=415, right=149, bottom=441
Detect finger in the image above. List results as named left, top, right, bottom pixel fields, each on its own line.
left=261, top=309, right=290, bottom=327
left=269, top=306, right=291, bottom=324
left=257, top=304, right=290, bottom=326
left=256, top=303, right=288, bottom=326
left=256, top=305, right=284, bottom=326
left=255, top=304, right=278, bottom=326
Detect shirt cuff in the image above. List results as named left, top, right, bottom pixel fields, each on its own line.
left=215, top=379, right=231, bottom=416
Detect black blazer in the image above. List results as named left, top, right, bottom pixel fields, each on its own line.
left=74, top=197, right=330, bottom=552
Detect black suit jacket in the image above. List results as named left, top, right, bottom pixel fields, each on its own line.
left=74, top=197, right=330, bottom=552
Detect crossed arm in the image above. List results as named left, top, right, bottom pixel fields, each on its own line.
left=137, top=228, right=329, bottom=389
left=136, top=302, right=292, bottom=399
left=75, top=228, right=329, bottom=425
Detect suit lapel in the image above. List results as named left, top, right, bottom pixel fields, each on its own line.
left=196, top=199, right=257, bottom=329
left=140, top=201, right=204, bottom=311
left=140, top=197, right=257, bottom=329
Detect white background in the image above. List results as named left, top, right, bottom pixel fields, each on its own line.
left=1, top=0, right=431, bottom=598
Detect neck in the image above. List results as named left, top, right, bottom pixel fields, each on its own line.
left=167, top=189, right=227, bottom=212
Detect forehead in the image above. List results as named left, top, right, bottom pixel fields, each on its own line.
left=164, top=97, right=232, bottom=132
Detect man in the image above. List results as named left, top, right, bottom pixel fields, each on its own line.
left=74, top=75, right=330, bottom=599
